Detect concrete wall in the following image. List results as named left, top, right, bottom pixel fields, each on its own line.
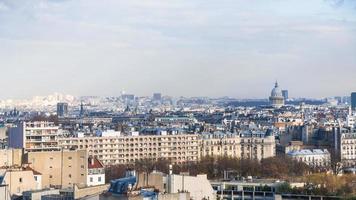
left=74, top=184, right=109, bottom=199
left=158, top=193, right=190, bottom=200
left=34, top=175, right=42, bottom=190
left=0, top=127, right=7, bottom=140
left=168, top=174, right=215, bottom=200
left=1, top=170, right=38, bottom=196
left=136, top=172, right=164, bottom=192
left=0, top=149, right=23, bottom=167
left=0, top=185, right=11, bottom=200
left=23, top=189, right=60, bottom=200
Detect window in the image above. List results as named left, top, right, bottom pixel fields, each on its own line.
left=98, top=177, right=102, bottom=182
left=34, top=176, right=37, bottom=181
left=68, top=157, right=72, bottom=160
left=81, top=165, right=84, bottom=169
left=49, top=175, right=53, bottom=178
left=90, top=177, right=93, bottom=182
left=69, top=174, right=72, bottom=178
left=19, top=178, right=22, bottom=183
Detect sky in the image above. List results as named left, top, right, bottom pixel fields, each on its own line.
left=0, top=0, right=355, bottom=99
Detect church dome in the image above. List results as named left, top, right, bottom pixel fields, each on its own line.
left=271, top=81, right=282, bottom=97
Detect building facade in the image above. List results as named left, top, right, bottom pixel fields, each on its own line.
left=58, top=134, right=200, bottom=165
left=200, top=132, right=275, bottom=160
left=25, top=149, right=88, bottom=189
left=167, top=174, right=215, bottom=200
left=0, top=149, right=23, bottom=167
left=339, top=129, right=356, bottom=167
left=8, top=122, right=61, bottom=152
left=0, top=167, right=41, bottom=197
left=58, top=132, right=276, bottom=166
left=287, top=149, right=331, bottom=167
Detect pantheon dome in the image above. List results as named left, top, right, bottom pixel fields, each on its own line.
left=269, top=81, right=284, bottom=108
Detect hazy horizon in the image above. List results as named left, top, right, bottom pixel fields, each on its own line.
left=1, top=0, right=356, bottom=99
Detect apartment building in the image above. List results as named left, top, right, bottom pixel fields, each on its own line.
left=8, top=121, right=61, bottom=152
left=339, top=129, right=356, bottom=166
left=200, top=133, right=241, bottom=158
left=200, top=131, right=275, bottom=160
left=24, top=149, right=88, bottom=189
left=58, top=134, right=200, bottom=166
left=58, top=131, right=275, bottom=166
left=287, top=149, right=331, bottom=167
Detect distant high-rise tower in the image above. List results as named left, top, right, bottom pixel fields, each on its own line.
left=351, top=92, right=356, bottom=111
left=153, top=93, right=162, bottom=101
left=57, top=102, right=68, bottom=118
left=269, top=81, right=284, bottom=108
left=80, top=101, right=85, bottom=117
left=282, top=90, right=289, bottom=100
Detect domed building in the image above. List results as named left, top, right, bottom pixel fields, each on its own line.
left=269, top=81, right=284, bottom=108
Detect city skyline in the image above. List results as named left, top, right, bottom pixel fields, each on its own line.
left=0, top=0, right=356, bottom=99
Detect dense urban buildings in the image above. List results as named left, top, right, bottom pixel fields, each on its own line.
left=1, top=87, right=356, bottom=199
left=2, top=0, right=356, bottom=198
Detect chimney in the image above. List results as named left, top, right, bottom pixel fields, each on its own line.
left=90, top=157, right=94, bottom=165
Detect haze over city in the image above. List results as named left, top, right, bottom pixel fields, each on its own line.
left=2, top=0, right=356, bottom=199
left=0, top=0, right=356, bottom=99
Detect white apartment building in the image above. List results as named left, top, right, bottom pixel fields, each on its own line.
left=8, top=122, right=61, bottom=152
left=340, top=129, right=356, bottom=167
left=287, top=149, right=331, bottom=167
left=200, top=131, right=275, bottom=160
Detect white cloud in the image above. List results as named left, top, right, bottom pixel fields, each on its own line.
left=0, top=0, right=355, bottom=98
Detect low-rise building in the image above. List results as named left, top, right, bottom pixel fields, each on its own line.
left=0, top=166, right=41, bottom=197
left=87, top=156, right=105, bottom=186
left=287, top=149, right=331, bottom=167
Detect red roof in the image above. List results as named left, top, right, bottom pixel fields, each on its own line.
left=88, top=156, right=104, bottom=169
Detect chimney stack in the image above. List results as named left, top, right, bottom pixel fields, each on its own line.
left=91, top=157, right=94, bottom=165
